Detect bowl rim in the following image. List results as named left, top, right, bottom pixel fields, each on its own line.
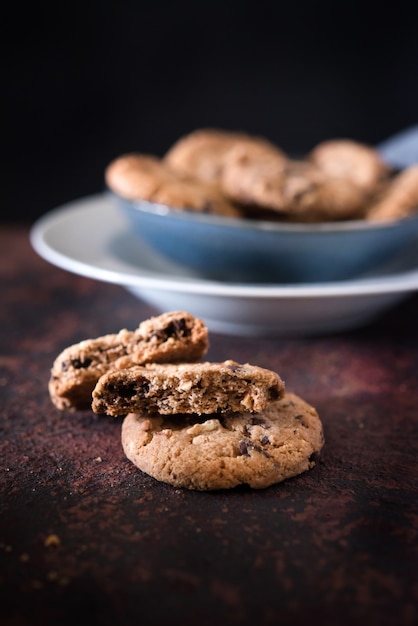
left=112, top=192, right=418, bottom=234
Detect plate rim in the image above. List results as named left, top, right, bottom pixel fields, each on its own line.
left=30, top=193, right=418, bottom=300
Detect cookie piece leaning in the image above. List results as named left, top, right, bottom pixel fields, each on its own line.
left=121, top=392, right=324, bottom=490
left=49, top=311, right=209, bottom=411
left=365, top=165, right=418, bottom=221
left=92, top=360, right=285, bottom=417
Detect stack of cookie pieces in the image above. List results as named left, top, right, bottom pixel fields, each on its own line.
left=49, top=311, right=324, bottom=491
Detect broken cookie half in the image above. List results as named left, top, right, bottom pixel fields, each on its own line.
left=48, top=311, right=209, bottom=411
left=91, top=360, right=285, bottom=417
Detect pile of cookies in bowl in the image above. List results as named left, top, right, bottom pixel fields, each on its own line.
left=105, top=128, right=418, bottom=283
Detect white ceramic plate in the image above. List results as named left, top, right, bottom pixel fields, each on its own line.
left=30, top=193, right=418, bottom=337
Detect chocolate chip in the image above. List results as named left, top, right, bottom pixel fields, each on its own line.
left=250, top=417, right=267, bottom=427
left=260, top=435, right=270, bottom=445
left=151, top=319, right=191, bottom=341
left=108, top=378, right=149, bottom=399
left=268, top=385, right=281, bottom=400
left=239, top=438, right=271, bottom=458
left=167, top=319, right=190, bottom=338
left=295, top=414, right=309, bottom=427
left=69, top=357, right=92, bottom=370
left=239, top=439, right=251, bottom=457
left=134, top=378, right=150, bottom=395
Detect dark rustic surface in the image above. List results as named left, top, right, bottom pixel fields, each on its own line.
left=1, top=225, right=418, bottom=626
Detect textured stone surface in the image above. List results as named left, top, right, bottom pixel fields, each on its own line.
left=1, top=225, right=418, bottom=626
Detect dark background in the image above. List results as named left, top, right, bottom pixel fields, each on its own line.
left=4, top=0, right=418, bottom=223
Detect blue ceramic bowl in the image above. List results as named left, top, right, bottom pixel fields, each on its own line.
left=113, top=194, right=418, bottom=284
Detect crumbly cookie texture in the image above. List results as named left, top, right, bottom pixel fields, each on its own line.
left=365, top=165, right=418, bottom=221
left=121, top=392, right=324, bottom=490
left=92, top=360, right=285, bottom=417
left=164, top=128, right=288, bottom=184
left=49, top=311, right=209, bottom=411
left=105, top=152, right=240, bottom=216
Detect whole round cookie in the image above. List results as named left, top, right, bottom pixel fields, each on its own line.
left=121, top=392, right=324, bottom=490
left=164, top=128, right=286, bottom=184
left=308, top=139, right=390, bottom=192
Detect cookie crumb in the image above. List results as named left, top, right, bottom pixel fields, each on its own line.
left=44, top=534, right=61, bottom=549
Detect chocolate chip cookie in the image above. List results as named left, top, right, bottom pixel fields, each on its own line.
left=105, top=152, right=240, bottom=216
left=308, top=139, right=390, bottom=193
left=222, top=155, right=367, bottom=221
left=49, top=311, right=209, bottom=411
left=121, top=392, right=324, bottom=490
left=92, top=360, right=285, bottom=417
left=164, top=128, right=287, bottom=184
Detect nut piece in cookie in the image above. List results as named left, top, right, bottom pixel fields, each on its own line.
left=365, top=165, right=418, bottom=221
left=49, top=311, right=209, bottom=411
left=92, top=360, right=285, bottom=417
left=121, top=392, right=324, bottom=490
left=105, top=152, right=240, bottom=216
left=164, top=128, right=288, bottom=185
